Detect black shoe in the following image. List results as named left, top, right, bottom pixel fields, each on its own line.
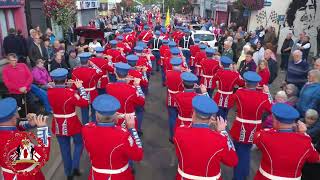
left=138, top=131, right=143, bottom=137
left=67, top=176, right=73, bottom=180
left=73, top=169, right=82, bottom=176
left=169, top=138, right=174, bottom=144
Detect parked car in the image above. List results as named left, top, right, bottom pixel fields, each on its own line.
left=191, top=30, right=217, bottom=49
left=190, top=24, right=203, bottom=31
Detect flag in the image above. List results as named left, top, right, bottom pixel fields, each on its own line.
left=165, top=8, right=170, bottom=27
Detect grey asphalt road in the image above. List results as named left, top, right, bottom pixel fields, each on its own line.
left=45, top=68, right=285, bottom=180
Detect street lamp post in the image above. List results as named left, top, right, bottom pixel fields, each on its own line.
left=163, top=0, right=165, bottom=13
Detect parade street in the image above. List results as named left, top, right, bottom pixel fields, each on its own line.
left=43, top=67, right=284, bottom=180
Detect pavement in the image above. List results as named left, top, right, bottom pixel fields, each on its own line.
left=43, top=66, right=285, bottom=180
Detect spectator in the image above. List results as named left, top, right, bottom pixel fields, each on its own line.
left=76, top=36, right=89, bottom=52
left=222, top=40, right=234, bottom=60
left=236, top=44, right=252, bottom=68
left=88, top=38, right=102, bottom=50
left=88, top=19, right=96, bottom=28
left=286, top=50, right=309, bottom=90
left=249, top=31, right=258, bottom=45
left=302, top=109, right=320, bottom=180
left=263, top=26, right=276, bottom=45
left=32, top=59, right=52, bottom=86
left=3, top=28, right=25, bottom=60
left=253, top=41, right=265, bottom=65
left=35, top=25, right=43, bottom=37
left=292, top=32, right=306, bottom=52
left=50, top=52, right=69, bottom=72
left=280, top=32, right=294, bottom=71
left=265, top=43, right=276, bottom=60
left=238, top=50, right=257, bottom=76
left=262, top=91, right=288, bottom=128
left=304, top=109, right=320, bottom=142
left=45, top=28, right=56, bottom=45
left=284, top=84, right=299, bottom=106
left=26, top=29, right=37, bottom=48
left=16, top=29, right=28, bottom=58
left=256, top=60, right=270, bottom=90
left=2, top=53, right=35, bottom=117
left=52, top=40, right=62, bottom=54
left=264, top=49, right=278, bottom=84
left=314, top=58, right=320, bottom=70
left=234, top=33, right=246, bottom=61
left=297, top=35, right=311, bottom=61
left=43, top=38, right=53, bottom=69
left=296, top=69, right=320, bottom=116
left=68, top=50, right=80, bottom=69
left=28, top=34, right=47, bottom=67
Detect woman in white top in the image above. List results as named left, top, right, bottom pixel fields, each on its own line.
left=88, top=38, right=102, bottom=50
left=253, top=41, right=265, bottom=65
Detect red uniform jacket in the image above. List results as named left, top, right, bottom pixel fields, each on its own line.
left=172, top=31, right=184, bottom=44
left=189, top=45, right=201, bottom=67
left=105, top=48, right=127, bottom=66
left=48, top=87, right=89, bottom=135
left=138, top=30, right=153, bottom=43
left=175, top=91, right=197, bottom=128
left=136, top=55, right=152, bottom=73
left=106, top=82, right=145, bottom=129
left=230, top=88, right=272, bottom=144
left=213, top=69, right=245, bottom=108
left=128, top=69, right=148, bottom=87
left=72, top=66, right=100, bottom=103
left=160, top=45, right=171, bottom=66
left=117, top=42, right=132, bottom=54
left=194, top=51, right=206, bottom=76
left=174, top=126, right=238, bottom=180
left=82, top=123, right=143, bottom=180
left=89, top=57, right=114, bottom=89
left=254, top=129, right=319, bottom=180
left=123, top=33, right=136, bottom=48
left=199, top=58, right=220, bottom=89
left=0, top=126, right=51, bottom=180
left=166, top=70, right=183, bottom=107
left=160, top=33, right=169, bottom=40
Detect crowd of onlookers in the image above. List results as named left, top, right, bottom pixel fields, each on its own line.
left=1, top=17, right=320, bottom=172
left=207, top=22, right=319, bottom=178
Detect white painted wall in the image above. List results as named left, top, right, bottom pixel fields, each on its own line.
left=247, top=0, right=320, bottom=55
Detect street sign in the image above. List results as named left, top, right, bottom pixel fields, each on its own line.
left=278, top=15, right=285, bottom=24
left=0, top=0, right=23, bottom=7
left=76, top=0, right=99, bottom=10
left=264, top=0, right=272, bottom=6
left=216, top=0, right=228, bottom=12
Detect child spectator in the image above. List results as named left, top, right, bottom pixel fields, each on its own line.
left=256, top=59, right=270, bottom=90
left=263, top=91, right=288, bottom=128
left=283, top=83, right=299, bottom=106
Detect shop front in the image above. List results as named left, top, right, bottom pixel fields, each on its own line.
left=76, top=0, right=99, bottom=26
left=0, top=0, right=28, bottom=57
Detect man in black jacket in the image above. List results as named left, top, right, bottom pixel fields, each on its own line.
left=28, top=34, right=47, bottom=67
left=280, top=32, right=294, bottom=71
left=3, top=28, right=25, bottom=58
left=264, top=49, right=278, bottom=84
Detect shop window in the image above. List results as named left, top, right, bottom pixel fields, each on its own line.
left=0, top=10, right=8, bottom=39
left=7, top=10, right=15, bottom=29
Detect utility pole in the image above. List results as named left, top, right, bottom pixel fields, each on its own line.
left=163, top=0, right=165, bottom=13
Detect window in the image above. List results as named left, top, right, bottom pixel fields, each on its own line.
left=0, top=10, right=8, bottom=39
left=194, top=34, right=215, bottom=41
left=6, top=10, right=15, bottom=29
